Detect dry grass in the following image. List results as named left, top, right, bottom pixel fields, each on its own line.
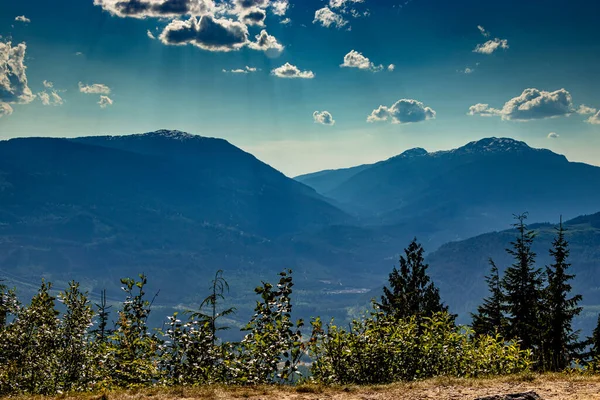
left=8, top=374, right=600, bottom=400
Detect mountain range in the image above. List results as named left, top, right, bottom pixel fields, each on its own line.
left=1, top=131, right=599, bottom=331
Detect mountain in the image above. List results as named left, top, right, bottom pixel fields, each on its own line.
left=0, top=131, right=359, bottom=327
left=297, top=138, right=600, bottom=241
left=426, top=212, right=600, bottom=331
left=295, top=163, right=372, bottom=195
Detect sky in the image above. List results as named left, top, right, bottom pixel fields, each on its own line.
left=1, top=0, right=599, bottom=177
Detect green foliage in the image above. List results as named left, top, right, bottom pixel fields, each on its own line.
left=102, top=274, right=162, bottom=387
left=234, top=269, right=305, bottom=384
left=540, top=218, right=583, bottom=371
left=472, top=259, right=506, bottom=337
left=379, top=238, right=450, bottom=322
left=502, top=213, right=544, bottom=357
left=308, top=309, right=531, bottom=384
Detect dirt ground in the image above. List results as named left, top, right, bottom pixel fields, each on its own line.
left=14, top=375, right=600, bottom=400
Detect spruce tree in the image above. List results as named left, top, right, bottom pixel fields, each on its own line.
left=472, top=259, right=506, bottom=337
left=542, top=217, right=582, bottom=371
left=379, top=238, right=449, bottom=321
left=501, top=213, right=544, bottom=353
left=588, top=314, right=600, bottom=370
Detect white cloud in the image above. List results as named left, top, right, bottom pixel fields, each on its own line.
left=280, top=17, right=291, bottom=24
left=462, top=67, right=474, bottom=74
left=340, top=50, right=384, bottom=72
left=271, top=63, right=315, bottom=79
left=15, top=16, right=31, bottom=23
left=271, top=0, right=289, bottom=16
left=79, top=82, right=111, bottom=95
left=147, top=30, right=156, bottom=39
left=587, top=110, right=600, bottom=125
left=98, top=95, right=114, bottom=108
left=240, top=7, right=266, bottom=26
left=313, top=110, right=335, bottom=125
left=38, top=91, right=64, bottom=106
left=0, top=102, right=13, bottom=118
left=368, top=99, right=436, bottom=124
left=0, top=42, right=35, bottom=105
left=468, top=88, right=576, bottom=121
left=477, top=25, right=490, bottom=37
left=313, top=7, right=347, bottom=29
left=467, top=103, right=502, bottom=117
left=159, top=16, right=248, bottom=52
left=43, top=80, right=54, bottom=89
left=547, top=132, right=559, bottom=139
left=577, top=104, right=597, bottom=115
left=473, top=38, right=509, bottom=54
left=93, top=0, right=215, bottom=19
left=388, top=64, right=395, bottom=72
left=75, top=52, right=83, bottom=56
left=248, top=30, right=284, bottom=56
left=223, top=66, right=259, bottom=73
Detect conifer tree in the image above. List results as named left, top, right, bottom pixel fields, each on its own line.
left=588, top=314, right=600, bottom=370
left=542, top=217, right=582, bottom=371
left=472, top=259, right=506, bottom=337
left=502, top=213, right=544, bottom=354
left=379, top=238, right=449, bottom=321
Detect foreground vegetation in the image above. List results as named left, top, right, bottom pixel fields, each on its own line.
left=1, top=213, right=600, bottom=395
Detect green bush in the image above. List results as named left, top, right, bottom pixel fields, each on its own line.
left=308, top=309, right=532, bottom=384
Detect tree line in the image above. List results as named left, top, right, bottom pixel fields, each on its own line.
left=0, top=213, right=599, bottom=394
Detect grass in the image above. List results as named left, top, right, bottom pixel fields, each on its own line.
left=8, top=374, right=600, bottom=400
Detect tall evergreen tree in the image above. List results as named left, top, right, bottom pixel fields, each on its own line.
left=588, top=314, right=600, bottom=371
left=472, top=259, right=506, bottom=337
left=542, top=217, right=582, bottom=371
left=501, top=213, right=544, bottom=353
left=379, top=238, right=449, bottom=321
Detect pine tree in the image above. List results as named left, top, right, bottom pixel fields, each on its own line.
left=379, top=238, right=449, bottom=321
left=472, top=258, right=506, bottom=336
left=542, top=217, right=582, bottom=371
left=588, top=314, right=600, bottom=371
left=501, top=213, right=544, bottom=354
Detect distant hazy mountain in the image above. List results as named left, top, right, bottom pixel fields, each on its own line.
left=0, top=131, right=355, bottom=326
left=297, top=138, right=600, bottom=240
left=426, top=212, right=600, bottom=331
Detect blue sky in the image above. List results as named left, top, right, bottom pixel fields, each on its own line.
left=1, top=0, right=599, bottom=176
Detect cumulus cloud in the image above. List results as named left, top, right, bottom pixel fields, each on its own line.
left=233, top=0, right=269, bottom=9
left=0, top=42, right=35, bottom=105
left=223, top=66, right=258, bottom=73
left=547, top=132, right=559, bottom=139
left=98, top=95, right=114, bottom=108
left=271, top=63, right=314, bottom=79
left=313, top=110, right=335, bottom=125
left=0, top=102, right=13, bottom=118
left=467, top=103, right=501, bottom=117
left=79, top=82, right=111, bottom=95
left=473, top=38, right=509, bottom=54
left=147, top=29, right=156, bottom=39
left=271, top=0, right=289, bottom=16
left=240, top=7, right=266, bottom=26
left=588, top=110, right=600, bottom=125
left=313, top=7, right=347, bottom=29
left=468, top=88, right=576, bottom=121
left=462, top=67, right=474, bottom=74
left=38, top=90, right=64, bottom=106
left=388, top=64, right=395, bottom=72
left=477, top=25, right=490, bottom=37
left=367, top=99, right=436, bottom=124
left=340, top=50, right=384, bottom=72
left=93, top=0, right=215, bottom=19
left=15, top=16, right=31, bottom=23
left=43, top=80, right=54, bottom=88
left=248, top=30, right=284, bottom=55
left=159, top=15, right=248, bottom=51
left=577, top=104, right=597, bottom=115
